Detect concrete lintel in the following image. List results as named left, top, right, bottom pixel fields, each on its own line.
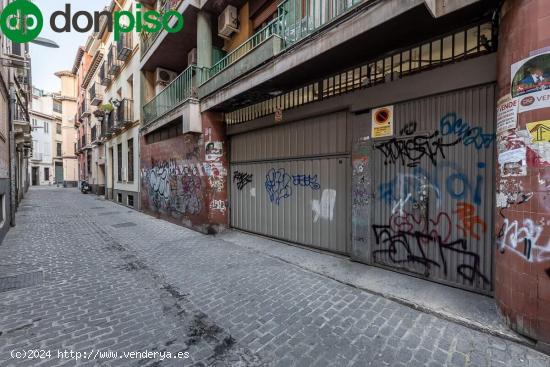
left=423, top=0, right=482, bottom=18
left=140, top=98, right=202, bottom=135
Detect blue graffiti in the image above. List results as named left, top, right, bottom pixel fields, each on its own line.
left=265, top=168, right=321, bottom=204
left=292, top=175, right=321, bottom=190
left=379, top=161, right=486, bottom=207
left=265, top=169, right=292, bottom=205
left=439, top=113, right=495, bottom=150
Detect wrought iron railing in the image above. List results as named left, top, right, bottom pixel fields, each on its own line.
left=116, top=99, right=134, bottom=127
left=99, top=62, right=111, bottom=86
left=204, top=19, right=282, bottom=80
left=142, top=65, right=205, bottom=125
left=117, top=32, right=133, bottom=62
left=226, top=20, right=495, bottom=125
left=107, top=45, right=122, bottom=76
left=89, top=82, right=104, bottom=106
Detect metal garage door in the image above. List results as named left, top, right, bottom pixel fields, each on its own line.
left=230, top=112, right=351, bottom=254
left=369, top=84, right=496, bottom=294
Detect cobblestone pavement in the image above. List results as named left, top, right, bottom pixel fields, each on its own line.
left=0, top=187, right=549, bottom=367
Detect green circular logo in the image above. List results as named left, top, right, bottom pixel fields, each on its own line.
left=0, top=0, right=43, bottom=43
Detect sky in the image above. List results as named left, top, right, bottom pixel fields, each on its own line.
left=30, top=0, right=106, bottom=93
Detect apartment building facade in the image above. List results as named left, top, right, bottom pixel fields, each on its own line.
left=29, top=88, right=55, bottom=185
left=0, top=0, right=34, bottom=240
left=69, top=0, right=550, bottom=349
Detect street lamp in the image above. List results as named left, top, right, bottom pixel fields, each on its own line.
left=30, top=37, right=59, bottom=49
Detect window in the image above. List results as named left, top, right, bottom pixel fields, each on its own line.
left=31, top=118, right=37, bottom=126
left=44, top=121, right=49, bottom=134
left=145, top=120, right=183, bottom=144
left=53, top=100, right=62, bottom=113
left=127, top=195, right=134, bottom=207
left=56, top=123, right=61, bottom=134
left=44, top=167, right=49, bottom=180
left=127, top=138, right=134, bottom=182
left=87, top=154, right=91, bottom=174
left=117, top=143, right=122, bottom=182
left=117, top=193, right=122, bottom=203
left=56, top=142, right=62, bottom=157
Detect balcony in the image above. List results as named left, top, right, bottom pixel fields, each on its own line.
left=199, top=0, right=368, bottom=99
left=140, top=0, right=183, bottom=59
left=89, top=83, right=104, bottom=106
left=80, top=99, right=91, bottom=118
left=116, top=32, right=133, bottom=62
left=107, top=45, right=122, bottom=76
left=199, top=20, right=283, bottom=98
left=116, top=99, right=134, bottom=129
left=31, top=152, right=43, bottom=162
left=143, top=65, right=204, bottom=129
left=99, top=62, right=112, bottom=86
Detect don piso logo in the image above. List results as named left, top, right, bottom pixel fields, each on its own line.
left=0, top=0, right=184, bottom=44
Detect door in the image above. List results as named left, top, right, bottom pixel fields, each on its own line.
left=55, top=162, right=63, bottom=184
left=109, top=147, right=114, bottom=199
left=31, top=167, right=38, bottom=186
left=230, top=111, right=351, bottom=254
left=369, top=84, right=496, bottom=294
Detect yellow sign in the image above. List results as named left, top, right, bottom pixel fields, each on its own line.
left=526, top=120, right=550, bottom=142
left=372, top=105, right=394, bottom=138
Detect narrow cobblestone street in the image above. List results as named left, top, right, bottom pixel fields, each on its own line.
left=0, top=187, right=548, bottom=366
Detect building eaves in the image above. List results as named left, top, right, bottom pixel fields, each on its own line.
left=82, top=50, right=104, bottom=90
left=71, top=47, right=85, bottom=74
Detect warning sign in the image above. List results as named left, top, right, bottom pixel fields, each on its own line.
left=372, top=105, right=394, bottom=138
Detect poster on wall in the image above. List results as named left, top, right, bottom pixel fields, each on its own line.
left=498, top=147, right=527, bottom=177
left=371, top=105, right=394, bottom=138
left=511, top=51, right=550, bottom=112
left=526, top=120, right=550, bottom=143
left=205, top=141, right=223, bottom=161
left=496, top=94, right=518, bottom=134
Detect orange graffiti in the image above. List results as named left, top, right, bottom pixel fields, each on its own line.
left=455, top=202, right=487, bottom=240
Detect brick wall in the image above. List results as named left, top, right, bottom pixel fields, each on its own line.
left=495, top=0, right=550, bottom=349
left=140, top=112, right=228, bottom=234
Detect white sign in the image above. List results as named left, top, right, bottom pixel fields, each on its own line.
left=496, top=94, right=518, bottom=134
left=517, top=91, right=550, bottom=113
left=371, top=105, right=394, bottom=138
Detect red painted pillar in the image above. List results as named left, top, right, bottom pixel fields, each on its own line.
left=496, top=0, right=550, bottom=350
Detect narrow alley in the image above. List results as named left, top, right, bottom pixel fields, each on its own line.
left=0, top=187, right=548, bottom=367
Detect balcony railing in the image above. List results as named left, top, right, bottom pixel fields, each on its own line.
left=12, top=104, right=28, bottom=122
left=143, top=65, right=204, bottom=126
left=89, top=82, right=104, bottom=106
left=201, top=0, right=368, bottom=85
left=116, top=99, right=134, bottom=128
left=205, top=19, right=282, bottom=80
left=80, top=99, right=90, bottom=118
left=107, top=45, right=122, bottom=76
left=140, top=0, right=183, bottom=58
left=117, top=32, right=133, bottom=62
left=99, top=62, right=112, bottom=86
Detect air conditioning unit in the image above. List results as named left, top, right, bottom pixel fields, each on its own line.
left=218, top=5, right=238, bottom=39
left=155, top=67, right=178, bottom=93
left=188, top=48, right=197, bottom=65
